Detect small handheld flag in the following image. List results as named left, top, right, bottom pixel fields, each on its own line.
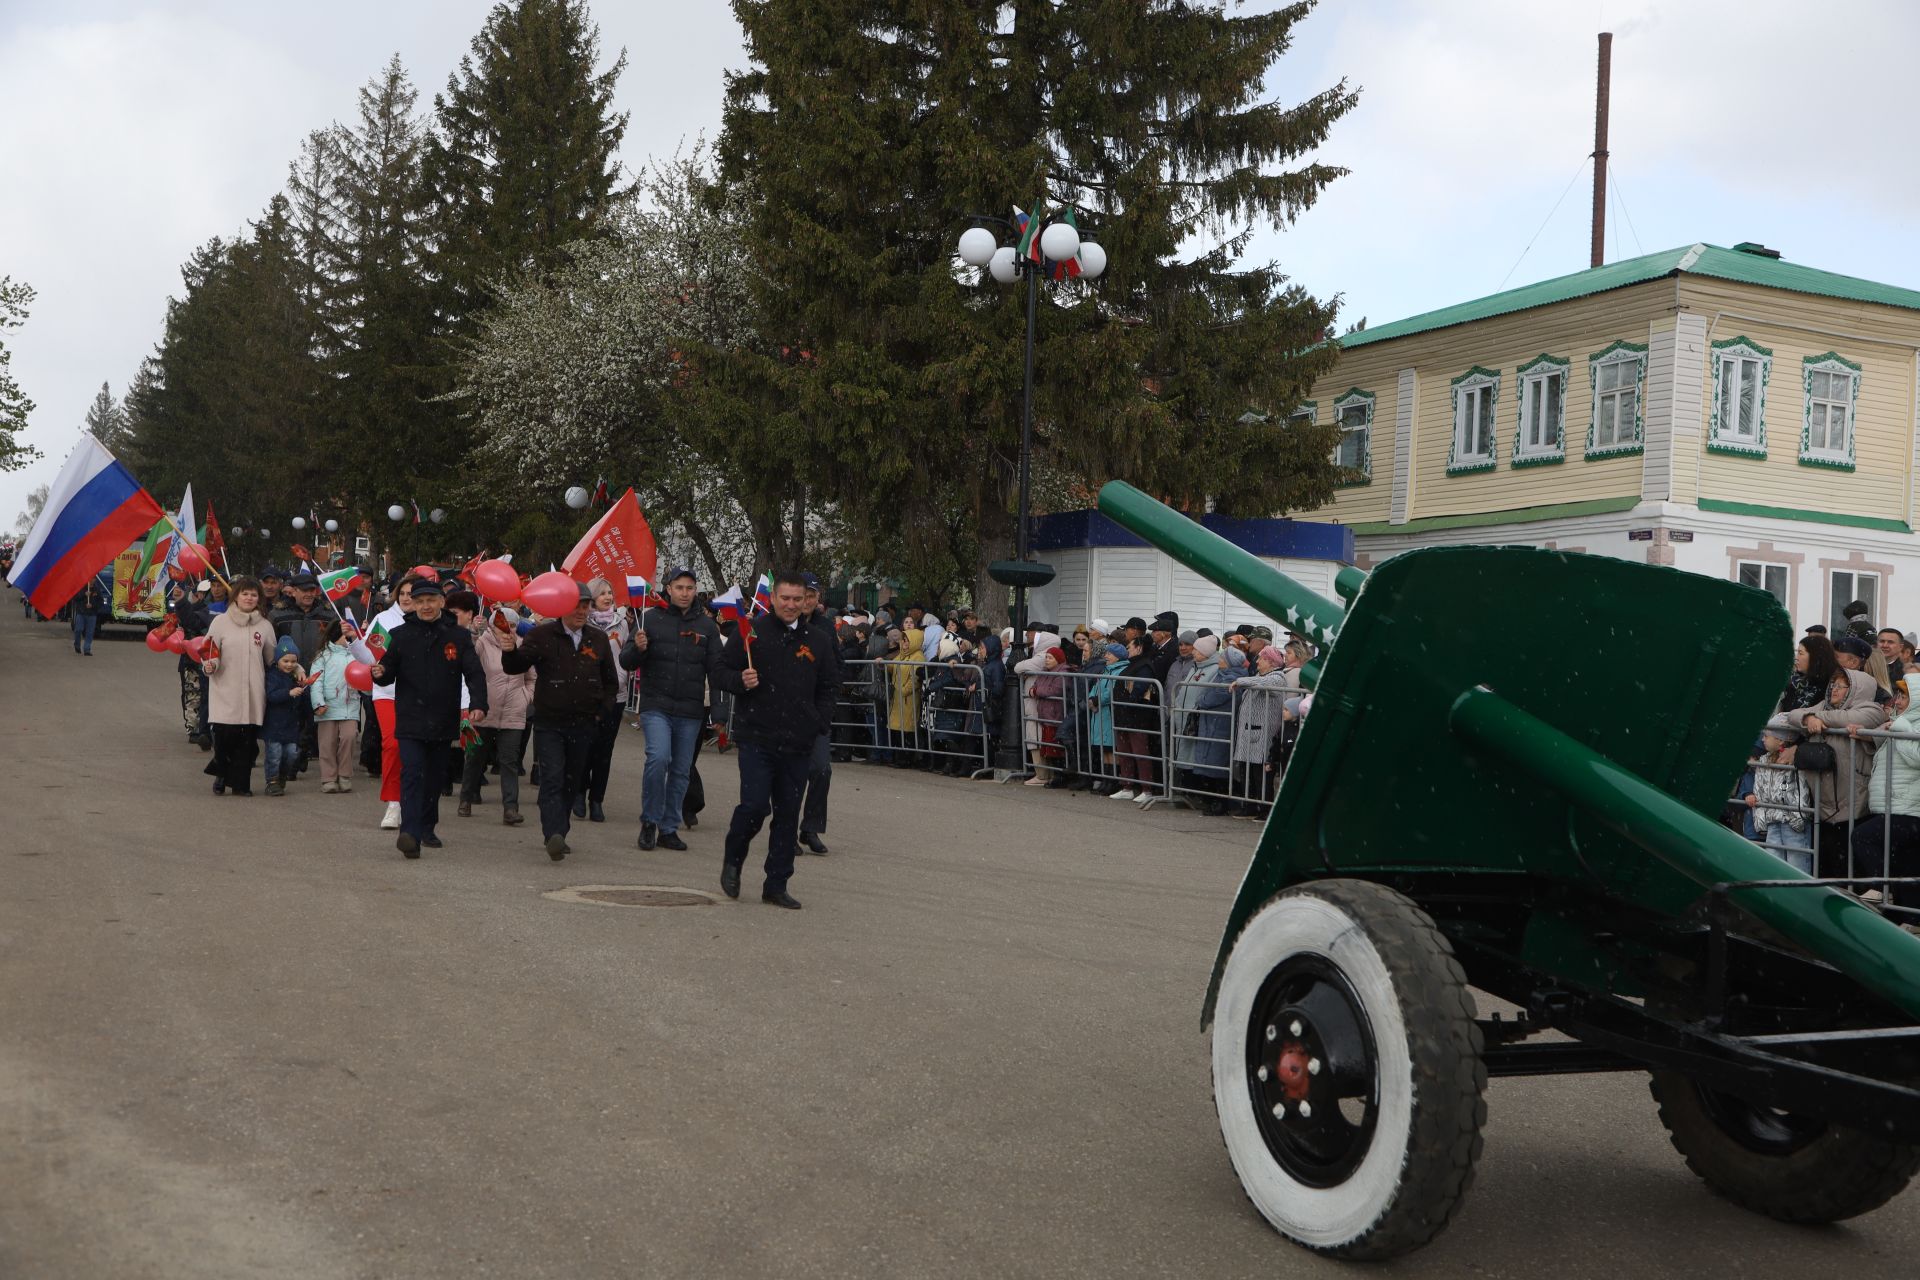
left=750, top=573, right=772, bottom=616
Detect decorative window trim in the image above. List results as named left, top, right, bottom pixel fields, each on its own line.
left=1447, top=366, right=1500, bottom=475
left=1798, top=352, right=1860, bottom=472
left=1330, top=388, right=1373, bottom=487
left=1512, top=353, right=1569, bottom=468
left=1585, top=339, right=1647, bottom=460
left=1707, top=335, right=1772, bottom=458
left=1289, top=400, right=1318, bottom=427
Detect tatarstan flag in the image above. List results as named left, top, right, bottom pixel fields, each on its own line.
left=318, top=566, right=367, bottom=602
left=1016, top=200, right=1044, bottom=263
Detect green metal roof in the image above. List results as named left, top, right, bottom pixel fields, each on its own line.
left=1341, top=243, right=1920, bottom=350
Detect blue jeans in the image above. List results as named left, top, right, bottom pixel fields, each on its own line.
left=724, top=741, right=810, bottom=895
left=72, top=612, right=98, bottom=652
left=1760, top=821, right=1814, bottom=874
left=640, top=710, right=702, bottom=832
left=264, top=739, right=298, bottom=781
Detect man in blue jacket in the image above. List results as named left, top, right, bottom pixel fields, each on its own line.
left=712, top=570, right=839, bottom=909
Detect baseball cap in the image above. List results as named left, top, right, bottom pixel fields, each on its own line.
left=666, top=566, right=696, bottom=583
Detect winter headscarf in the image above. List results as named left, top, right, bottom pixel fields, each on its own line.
left=1258, top=644, right=1286, bottom=668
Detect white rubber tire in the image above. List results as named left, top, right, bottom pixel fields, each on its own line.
left=1211, top=881, right=1485, bottom=1259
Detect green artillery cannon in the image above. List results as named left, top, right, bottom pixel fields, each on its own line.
left=1097, top=479, right=1920, bottom=1260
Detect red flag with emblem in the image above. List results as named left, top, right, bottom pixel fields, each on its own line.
left=561, top=489, right=658, bottom=607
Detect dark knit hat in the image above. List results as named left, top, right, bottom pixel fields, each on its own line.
left=1834, top=632, right=1873, bottom=659
left=1124, top=616, right=1148, bottom=632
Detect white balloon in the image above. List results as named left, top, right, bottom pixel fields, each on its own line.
left=989, top=246, right=1019, bottom=284
left=429, top=508, right=446, bottom=525
left=1078, top=241, right=1107, bottom=280
left=1039, top=220, right=1080, bottom=263
left=388, top=504, right=406, bottom=522
left=291, top=516, right=306, bottom=530
left=324, top=519, right=339, bottom=533
left=564, top=486, right=590, bottom=510
left=957, top=226, right=998, bottom=268
left=229, top=526, right=244, bottom=539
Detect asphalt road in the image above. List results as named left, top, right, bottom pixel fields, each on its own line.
left=2, top=605, right=1917, bottom=1278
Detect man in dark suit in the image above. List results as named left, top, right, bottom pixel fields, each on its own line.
left=712, top=570, right=838, bottom=909
left=368, top=578, right=488, bottom=858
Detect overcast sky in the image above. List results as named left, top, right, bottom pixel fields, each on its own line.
left=5, top=0, right=1917, bottom=528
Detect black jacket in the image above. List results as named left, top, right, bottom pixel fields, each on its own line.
left=270, top=599, right=330, bottom=666
left=500, top=619, right=620, bottom=729
left=620, top=602, right=720, bottom=720
left=712, top=613, right=839, bottom=754
left=1114, top=654, right=1165, bottom=732
left=369, top=612, right=488, bottom=741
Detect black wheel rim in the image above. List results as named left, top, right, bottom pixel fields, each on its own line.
left=1245, top=955, right=1380, bottom=1188
left=1694, top=1083, right=1827, bottom=1156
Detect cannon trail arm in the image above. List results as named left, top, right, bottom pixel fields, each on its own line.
left=1450, top=686, right=1920, bottom=1023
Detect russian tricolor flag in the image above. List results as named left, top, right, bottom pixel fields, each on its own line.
left=12, top=436, right=165, bottom=619
left=751, top=573, right=773, bottom=616
left=712, top=585, right=746, bottom=626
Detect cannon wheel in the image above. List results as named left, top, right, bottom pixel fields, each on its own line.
left=1211, top=880, right=1486, bottom=1259
left=1649, top=1071, right=1920, bottom=1221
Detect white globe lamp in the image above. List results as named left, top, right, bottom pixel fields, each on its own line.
left=291, top=516, right=306, bottom=531
left=564, top=486, right=590, bottom=510
left=429, top=508, right=446, bottom=525
left=323, top=519, right=339, bottom=533
left=1039, top=220, right=1080, bottom=262
left=957, top=227, right=998, bottom=268
left=387, top=504, right=406, bottom=522
left=1077, top=241, right=1107, bottom=280
left=988, top=246, right=1019, bottom=284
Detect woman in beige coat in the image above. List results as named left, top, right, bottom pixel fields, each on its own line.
left=1783, top=664, right=1886, bottom=876
left=200, top=576, right=276, bottom=796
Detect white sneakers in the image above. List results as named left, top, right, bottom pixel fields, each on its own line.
left=1134, top=791, right=1153, bottom=805
left=380, top=801, right=401, bottom=829
left=1110, top=788, right=1136, bottom=801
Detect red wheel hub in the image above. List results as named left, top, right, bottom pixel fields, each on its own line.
left=1276, top=1042, right=1312, bottom=1101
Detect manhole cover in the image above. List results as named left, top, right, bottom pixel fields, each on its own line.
left=543, top=884, right=719, bottom=909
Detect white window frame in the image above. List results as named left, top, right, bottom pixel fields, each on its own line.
left=1735, top=560, right=1789, bottom=608
left=1799, top=352, right=1860, bottom=471
left=354, top=535, right=372, bottom=557
left=1709, top=336, right=1772, bottom=457
left=1288, top=401, right=1317, bottom=430
left=1830, top=570, right=1880, bottom=635
left=1585, top=340, right=1647, bottom=459
left=1330, top=388, right=1373, bottom=484
left=1447, top=366, right=1500, bottom=474
left=1513, top=354, right=1569, bottom=466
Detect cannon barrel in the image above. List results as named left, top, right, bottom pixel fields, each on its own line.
left=1097, top=480, right=1351, bottom=661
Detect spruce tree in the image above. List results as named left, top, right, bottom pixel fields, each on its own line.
left=718, top=0, right=1357, bottom=606
left=425, top=0, right=630, bottom=330
left=84, top=381, right=132, bottom=454
left=327, top=56, right=445, bottom=529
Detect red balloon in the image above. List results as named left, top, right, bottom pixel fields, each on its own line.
left=184, top=635, right=210, bottom=663
left=144, top=628, right=168, bottom=652
left=165, top=629, right=189, bottom=654
left=473, top=560, right=522, bottom=603
left=522, top=570, right=583, bottom=618
left=344, top=660, right=374, bottom=693
left=178, top=543, right=212, bottom=577
left=409, top=563, right=440, bottom=581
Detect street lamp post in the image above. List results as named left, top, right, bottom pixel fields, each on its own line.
left=956, top=207, right=1107, bottom=773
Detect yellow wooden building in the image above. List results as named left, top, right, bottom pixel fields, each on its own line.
left=1295, top=243, right=1920, bottom=631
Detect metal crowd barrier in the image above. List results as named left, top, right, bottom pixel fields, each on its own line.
left=1004, top=665, right=1171, bottom=798
left=831, top=658, right=993, bottom=776
left=1737, top=723, right=1920, bottom=924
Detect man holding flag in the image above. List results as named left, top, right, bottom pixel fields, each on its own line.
left=619, top=566, right=719, bottom=852
left=712, top=570, right=838, bottom=910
